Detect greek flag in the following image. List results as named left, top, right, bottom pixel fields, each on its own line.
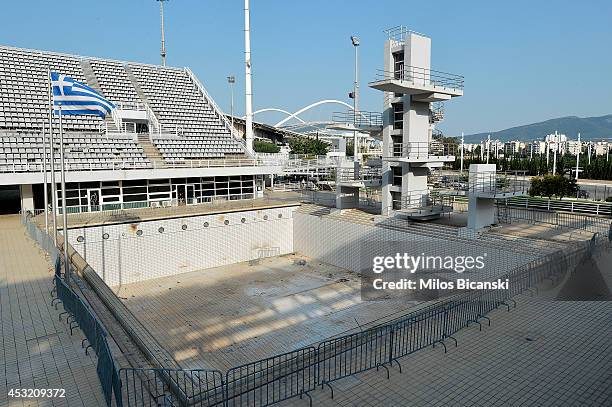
left=51, top=72, right=115, bottom=117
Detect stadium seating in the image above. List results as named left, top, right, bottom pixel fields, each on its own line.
left=0, top=47, right=101, bottom=132
left=0, top=45, right=248, bottom=172
left=127, top=64, right=230, bottom=136
left=0, top=132, right=150, bottom=172
left=152, top=135, right=245, bottom=160
left=89, top=59, right=140, bottom=104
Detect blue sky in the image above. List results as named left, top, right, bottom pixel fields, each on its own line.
left=1, top=0, right=611, bottom=136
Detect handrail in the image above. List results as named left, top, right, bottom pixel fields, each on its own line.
left=0, top=157, right=283, bottom=173
left=332, top=110, right=383, bottom=127
left=386, top=141, right=457, bottom=160
left=184, top=67, right=252, bottom=156
left=373, top=65, right=464, bottom=91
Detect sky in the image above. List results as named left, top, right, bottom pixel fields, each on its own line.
left=1, top=0, right=611, bottom=136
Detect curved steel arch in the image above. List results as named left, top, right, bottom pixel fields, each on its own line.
left=246, top=108, right=307, bottom=124
left=274, top=100, right=355, bottom=127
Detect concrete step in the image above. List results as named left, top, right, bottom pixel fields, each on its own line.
left=136, top=134, right=165, bottom=166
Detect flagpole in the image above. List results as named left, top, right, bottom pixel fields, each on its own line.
left=42, top=120, right=49, bottom=234
left=48, top=68, right=58, bottom=245
left=58, top=102, right=70, bottom=282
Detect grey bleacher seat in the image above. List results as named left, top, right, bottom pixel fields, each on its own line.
left=0, top=45, right=246, bottom=172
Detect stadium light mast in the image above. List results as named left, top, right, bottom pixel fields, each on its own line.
left=351, top=35, right=360, bottom=178
left=244, top=0, right=254, bottom=154
left=158, top=0, right=169, bottom=66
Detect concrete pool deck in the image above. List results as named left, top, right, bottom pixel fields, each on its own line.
left=116, top=254, right=420, bottom=371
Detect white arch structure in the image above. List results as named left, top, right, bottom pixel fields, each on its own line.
left=247, top=108, right=307, bottom=124
left=243, top=100, right=357, bottom=127
left=273, top=100, right=355, bottom=127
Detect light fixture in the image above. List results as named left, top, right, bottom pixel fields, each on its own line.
left=351, top=36, right=360, bottom=46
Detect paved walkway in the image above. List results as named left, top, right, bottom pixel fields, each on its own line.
left=283, top=294, right=612, bottom=406
left=0, top=215, right=105, bottom=407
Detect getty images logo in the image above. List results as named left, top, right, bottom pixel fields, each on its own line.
left=372, top=253, right=488, bottom=274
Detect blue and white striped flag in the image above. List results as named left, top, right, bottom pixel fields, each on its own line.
left=51, top=72, right=115, bottom=117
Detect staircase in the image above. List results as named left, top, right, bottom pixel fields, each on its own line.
left=80, top=60, right=119, bottom=133
left=124, top=66, right=149, bottom=103
left=137, top=133, right=165, bottom=167
left=124, top=66, right=162, bottom=134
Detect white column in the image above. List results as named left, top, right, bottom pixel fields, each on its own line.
left=244, top=0, right=254, bottom=154
left=19, top=184, right=35, bottom=212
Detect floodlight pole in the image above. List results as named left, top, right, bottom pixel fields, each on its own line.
left=552, top=143, right=557, bottom=175
left=351, top=35, right=360, bottom=179
left=486, top=134, right=490, bottom=164
left=575, top=132, right=580, bottom=180
left=158, top=0, right=168, bottom=66
left=244, top=0, right=254, bottom=154
left=587, top=142, right=591, bottom=165
left=460, top=132, right=464, bottom=173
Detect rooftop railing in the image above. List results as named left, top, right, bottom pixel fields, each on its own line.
left=373, top=66, right=465, bottom=91
left=383, top=25, right=428, bottom=42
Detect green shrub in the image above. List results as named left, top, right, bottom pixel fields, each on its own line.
left=253, top=140, right=280, bottom=153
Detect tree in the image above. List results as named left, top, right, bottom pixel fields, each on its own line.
left=529, top=174, right=579, bottom=199
left=288, top=137, right=329, bottom=155
left=253, top=140, right=280, bottom=153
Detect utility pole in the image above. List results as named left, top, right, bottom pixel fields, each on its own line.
left=157, top=0, right=169, bottom=66
left=244, top=0, right=254, bottom=154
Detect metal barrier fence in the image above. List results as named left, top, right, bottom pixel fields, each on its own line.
left=497, top=204, right=612, bottom=236
left=113, top=239, right=596, bottom=407
left=502, top=196, right=612, bottom=217
left=22, top=212, right=121, bottom=407
left=20, top=210, right=608, bottom=407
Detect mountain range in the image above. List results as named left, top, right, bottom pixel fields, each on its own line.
left=463, top=114, right=612, bottom=143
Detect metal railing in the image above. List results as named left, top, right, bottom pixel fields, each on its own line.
left=21, top=207, right=609, bottom=407
left=0, top=158, right=274, bottom=173
left=497, top=204, right=612, bottom=235
left=336, top=167, right=382, bottom=182
left=469, top=171, right=529, bottom=196
left=500, top=196, right=612, bottom=217
left=391, top=189, right=454, bottom=214
left=184, top=67, right=251, bottom=156
left=373, top=66, right=464, bottom=91
left=22, top=213, right=121, bottom=407
left=331, top=111, right=383, bottom=127
left=386, top=142, right=457, bottom=160
left=383, top=25, right=427, bottom=42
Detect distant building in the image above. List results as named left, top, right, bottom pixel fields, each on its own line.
left=566, top=140, right=581, bottom=155
left=545, top=131, right=567, bottom=153
left=504, top=141, right=521, bottom=156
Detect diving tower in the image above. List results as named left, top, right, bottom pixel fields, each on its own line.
left=369, top=26, right=464, bottom=218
